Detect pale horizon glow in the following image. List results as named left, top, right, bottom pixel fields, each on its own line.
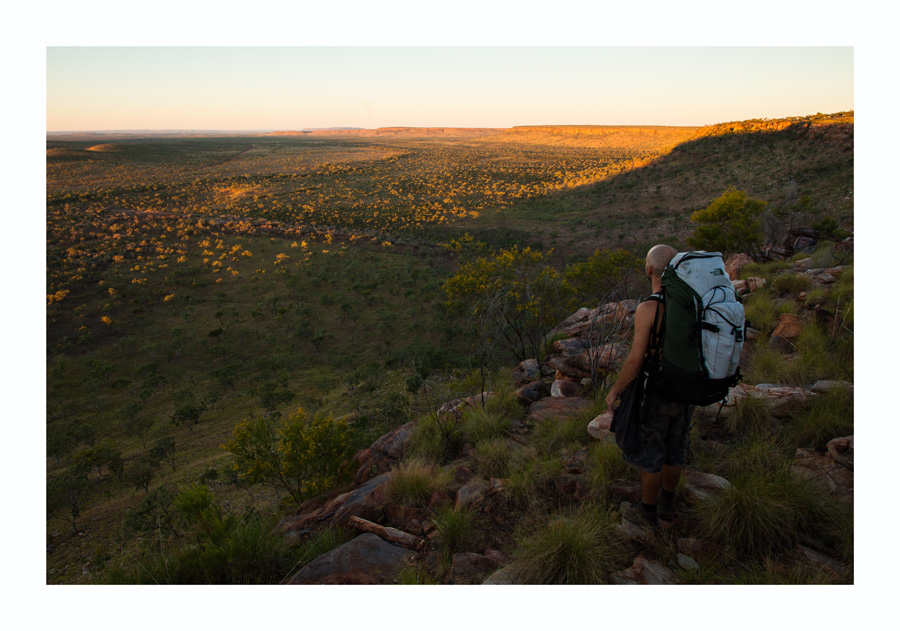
left=46, top=47, right=853, bottom=132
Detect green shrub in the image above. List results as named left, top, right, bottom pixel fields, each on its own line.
left=510, top=503, right=627, bottom=584
left=385, top=459, right=446, bottom=507
left=222, top=407, right=354, bottom=505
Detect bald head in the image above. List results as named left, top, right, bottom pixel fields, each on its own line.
left=646, top=244, right=677, bottom=278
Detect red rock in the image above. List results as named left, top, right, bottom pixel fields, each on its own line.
left=511, top=358, right=542, bottom=383
left=353, top=422, right=416, bottom=483
left=725, top=253, right=754, bottom=280
left=772, top=313, right=804, bottom=339
left=516, top=380, right=548, bottom=404
left=792, top=446, right=853, bottom=498
left=455, top=479, right=488, bottom=511
left=612, top=554, right=679, bottom=585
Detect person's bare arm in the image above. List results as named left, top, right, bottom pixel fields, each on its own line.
left=605, top=300, right=657, bottom=410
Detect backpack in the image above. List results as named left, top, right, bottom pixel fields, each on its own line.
left=648, top=251, right=745, bottom=406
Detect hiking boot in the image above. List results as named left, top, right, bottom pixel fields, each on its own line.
left=657, top=488, right=676, bottom=521
left=619, top=501, right=658, bottom=529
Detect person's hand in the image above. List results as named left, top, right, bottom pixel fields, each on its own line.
left=606, top=390, right=619, bottom=411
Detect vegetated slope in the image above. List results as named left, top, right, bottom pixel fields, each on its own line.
left=491, top=125, right=702, bottom=151
left=490, top=112, right=853, bottom=256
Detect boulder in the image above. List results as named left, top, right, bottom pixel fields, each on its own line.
left=612, top=554, right=679, bottom=585
left=553, top=337, right=589, bottom=357
left=330, top=471, right=394, bottom=527
left=455, top=478, right=489, bottom=511
left=607, top=479, right=642, bottom=504
left=681, top=470, right=731, bottom=503
left=286, top=533, right=415, bottom=584
left=551, top=379, right=582, bottom=398
left=587, top=411, right=614, bottom=441
left=526, top=396, right=593, bottom=422
left=511, top=359, right=542, bottom=384
left=449, top=552, right=498, bottom=583
left=724, top=253, right=754, bottom=280
left=516, top=380, right=549, bottom=405
left=792, top=437, right=853, bottom=498
left=677, top=553, right=699, bottom=571
left=482, top=566, right=518, bottom=585
left=811, top=380, right=853, bottom=394
left=354, top=422, right=416, bottom=483
left=771, top=313, right=804, bottom=340
left=548, top=307, right=592, bottom=338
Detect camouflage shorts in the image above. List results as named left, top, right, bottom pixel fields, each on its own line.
left=621, top=393, right=694, bottom=474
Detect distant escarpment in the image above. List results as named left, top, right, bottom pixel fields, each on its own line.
left=267, top=127, right=505, bottom=138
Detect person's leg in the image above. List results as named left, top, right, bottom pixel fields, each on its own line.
left=641, top=470, right=662, bottom=505
left=661, top=464, right=682, bottom=492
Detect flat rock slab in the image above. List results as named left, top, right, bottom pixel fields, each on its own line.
left=526, top=396, right=593, bottom=422
left=287, top=533, right=415, bottom=585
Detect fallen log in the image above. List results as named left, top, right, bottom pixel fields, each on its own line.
left=348, top=516, right=424, bottom=550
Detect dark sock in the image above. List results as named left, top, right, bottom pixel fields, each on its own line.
left=640, top=501, right=657, bottom=515
left=659, top=487, right=676, bottom=500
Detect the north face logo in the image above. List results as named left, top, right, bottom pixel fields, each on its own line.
left=710, top=268, right=725, bottom=276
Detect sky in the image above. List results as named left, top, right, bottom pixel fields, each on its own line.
left=46, top=46, right=853, bottom=131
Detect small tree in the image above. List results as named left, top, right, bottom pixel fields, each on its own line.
left=688, top=189, right=767, bottom=260
left=47, top=471, right=90, bottom=533
left=222, top=407, right=354, bottom=506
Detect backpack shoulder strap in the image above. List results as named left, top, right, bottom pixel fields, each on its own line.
left=643, top=291, right=665, bottom=355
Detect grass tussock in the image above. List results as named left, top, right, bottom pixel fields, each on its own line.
left=587, top=440, right=637, bottom=491
left=781, top=384, right=853, bottom=450
left=505, top=447, right=566, bottom=508
left=385, top=459, right=447, bottom=507
left=771, top=272, right=813, bottom=297
left=461, top=406, right=511, bottom=444
left=472, top=438, right=513, bottom=479
left=693, top=468, right=844, bottom=559
left=724, top=396, right=778, bottom=440
left=509, top=503, right=627, bottom=584
left=431, top=505, right=478, bottom=560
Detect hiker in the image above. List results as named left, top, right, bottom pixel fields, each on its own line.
left=605, top=244, right=691, bottom=527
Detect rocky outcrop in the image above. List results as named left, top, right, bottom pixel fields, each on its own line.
left=792, top=435, right=853, bottom=498
left=286, top=533, right=415, bottom=584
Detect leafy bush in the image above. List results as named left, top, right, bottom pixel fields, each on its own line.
left=688, top=189, right=767, bottom=259
left=222, top=407, right=354, bottom=505
left=510, top=503, right=627, bottom=584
